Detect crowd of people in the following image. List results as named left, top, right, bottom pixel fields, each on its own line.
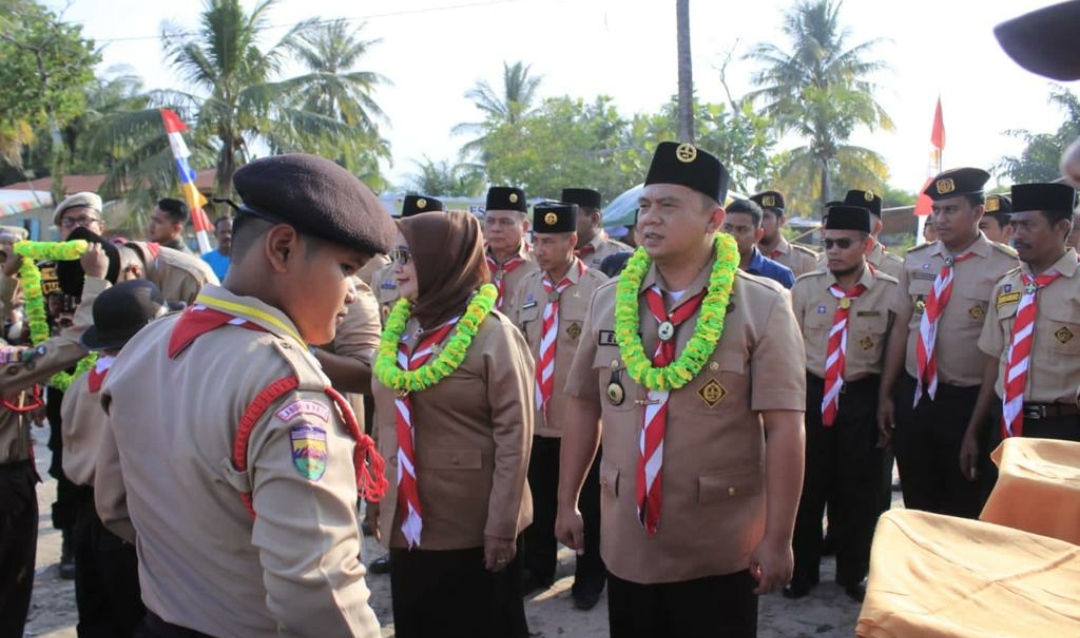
left=2, top=3, right=1080, bottom=637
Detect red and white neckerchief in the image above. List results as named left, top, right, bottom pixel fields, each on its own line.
left=1001, top=271, right=1061, bottom=438
left=822, top=283, right=867, bottom=426
left=535, top=260, right=586, bottom=421
left=914, top=251, right=976, bottom=404
left=86, top=355, right=116, bottom=394
left=486, top=250, right=526, bottom=309
left=168, top=304, right=267, bottom=357
left=636, top=285, right=706, bottom=535
left=393, top=318, right=459, bottom=548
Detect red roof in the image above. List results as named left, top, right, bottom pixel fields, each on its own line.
left=0, top=169, right=218, bottom=194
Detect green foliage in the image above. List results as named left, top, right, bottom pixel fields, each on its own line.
left=404, top=157, right=485, bottom=197
left=454, top=61, right=543, bottom=163
left=995, top=86, right=1080, bottom=183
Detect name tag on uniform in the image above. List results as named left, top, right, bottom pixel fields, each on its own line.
left=381, top=280, right=397, bottom=290
left=522, top=301, right=538, bottom=310
left=856, top=310, right=881, bottom=317
left=912, top=272, right=936, bottom=281
left=997, top=291, right=1021, bottom=307
left=599, top=330, right=618, bottom=346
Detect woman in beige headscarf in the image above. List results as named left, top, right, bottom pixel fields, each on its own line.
left=370, top=211, right=534, bottom=638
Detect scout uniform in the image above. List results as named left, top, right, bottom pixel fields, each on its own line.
left=979, top=183, right=1080, bottom=443
left=357, top=253, right=388, bottom=288
left=119, top=240, right=220, bottom=302
left=565, top=143, right=806, bottom=636
left=369, top=195, right=445, bottom=322
left=816, top=190, right=905, bottom=278
left=788, top=206, right=897, bottom=601
left=96, top=154, right=393, bottom=637
left=0, top=345, right=40, bottom=638
left=750, top=190, right=819, bottom=277
left=506, top=202, right=609, bottom=605
left=890, top=168, right=1019, bottom=518
left=484, top=187, right=539, bottom=310
left=562, top=188, right=632, bottom=269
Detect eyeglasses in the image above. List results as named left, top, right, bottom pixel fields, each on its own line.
left=822, top=238, right=856, bottom=250
left=60, top=216, right=103, bottom=229
left=389, top=247, right=411, bottom=265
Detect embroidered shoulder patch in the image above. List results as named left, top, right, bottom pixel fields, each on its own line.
left=997, top=291, right=1021, bottom=307
left=277, top=399, right=331, bottom=423
left=698, top=378, right=727, bottom=407
left=290, top=424, right=328, bottom=480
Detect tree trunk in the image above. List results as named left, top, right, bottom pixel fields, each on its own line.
left=676, top=0, right=694, bottom=144
left=820, top=157, right=832, bottom=209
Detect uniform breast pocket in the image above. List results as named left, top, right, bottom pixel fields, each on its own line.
left=518, top=304, right=541, bottom=333
left=561, top=315, right=586, bottom=342
left=1041, top=305, right=1080, bottom=355
left=851, top=311, right=889, bottom=358
left=593, top=345, right=638, bottom=413
left=697, top=466, right=763, bottom=505
left=802, top=308, right=832, bottom=343
left=960, top=295, right=990, bottom=326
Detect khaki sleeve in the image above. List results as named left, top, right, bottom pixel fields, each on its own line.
left=504, top=282, right=523, bottom=327
left=0, top=277, right=109, bottom=395
left=564, top=291, right=603, bottom=402
left=750, top=290, right=807, bottom=412
left=247, top=388, right=381, bottom=637
left=790, top=280, right=808, bottom=332
left=330, top=283, right=380, bottom=363
left=888, top=263, right=913, bottom=318
left=0, top=275, right=17, bottom=312
left=482, top=319, right=535, bottom=540
left=95, top=390, right=136, bottom=543
left=978, top=291, right=1006, bottom=358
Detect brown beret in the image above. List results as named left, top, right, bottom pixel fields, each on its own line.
left=233, top=154, right=395, bottom=255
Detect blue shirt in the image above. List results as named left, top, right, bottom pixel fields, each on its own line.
left=201, top=250, right=230, bottom=282
left=746, top=247, right=795, bottom=289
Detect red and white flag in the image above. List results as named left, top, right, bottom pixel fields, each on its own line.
left=914, top=97, right=946, bottom=219
left=160, top=109, right=213, bottom=254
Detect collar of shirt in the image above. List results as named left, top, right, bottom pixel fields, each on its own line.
left=194, top=284, right=306, bottom=347
left=929, top=232, right=993, bottom=261
left=765, top=237, right=790, bottom=256
left=641, top=255, right=714, bottom=312
left=546, top=257, right=586, bottom=286
left=1020, top=248, right=1080, bottom=280
left=486, top=242, right=530, bottom=265
left=824, top=263, right=877, bottom=291
left=747, top=246, right=769, bottom=274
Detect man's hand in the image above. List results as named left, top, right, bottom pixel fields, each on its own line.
left=3, top=249, right=23, bottom=278
left=748, top=535, right=794, bottom=595
left=876, top=396, right=894, bottom=449
left=482, top=536, right=516, bottom=572
left=81, top=243, right=110, bottom=280
left=555, top=506, right=585, bottom=553
left=959, top=428, right=981, bottom=482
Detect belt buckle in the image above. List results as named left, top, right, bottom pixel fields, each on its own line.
left=1023, top=404, right=1046, bottom=420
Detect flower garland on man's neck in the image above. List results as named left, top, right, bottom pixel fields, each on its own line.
left=13, top=240, right=98, bottom=391
left=374, top=283, right=498, bottom=395
left=614, top=233, right=740, bottom=392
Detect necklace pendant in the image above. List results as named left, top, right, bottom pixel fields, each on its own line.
left=658, top=321, right=675, bottom=341
left=838, top=298, right=851, bottom=310
left=494, top=271, right=504, bottom=283
left=1024, top=282, right=1038, bottom=295
left=396, top=389, right=409, bottom=399
left=548, top=290, right=560, bottom=302
left=944, top=256, right=955, bottom=267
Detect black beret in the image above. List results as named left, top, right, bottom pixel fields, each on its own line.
left=232, top=153, right=395, bottom=255
left=81, top=280, right=183, bottom=351
left=825, top=205, right=872, bottom=233
left=560, top=188, right=603, bottom=210
left=750, top=190, right=785, bottom=212
left=57, top=227, right=122, bottom=298
left=1011, top=183, right=1077, bottom=220
left=923, top=168, right=991, bottom=201
left=533, top=202, right=578, bottom=234
left=985, top=194, right=1012, bottom=215
left=995, top=1, right=1080, bottom=81
left=644, top=141, right=729, bottom=203
left=401, top=195, right=444, bottom=218
left=486, top=186, right=528, bottom=213
left=844, top=189, right=882, bottom=218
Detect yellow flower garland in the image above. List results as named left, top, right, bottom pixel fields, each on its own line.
left=13, top=240, right=98, bottom=391
left=374, top=284, right=498, bottom=395
left=614, top=233, right=739, bottom=391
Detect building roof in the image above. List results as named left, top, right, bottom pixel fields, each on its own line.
left=0, top=169, right=218, bottom=195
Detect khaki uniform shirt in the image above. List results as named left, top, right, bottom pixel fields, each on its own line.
left=816, top=241, right=904, bottom=279
left=60, top=363, right=110, bottom=486
left=126, top=242, right=220, bottom=304
left=487, top=244, right=539, bottom=310
left=792, top=266, right=898, bottom=380
left=0, top=393, right=33, bottom=465
left=979, top=250, right=1080, bottom=404
left=369, top=263, right=400, bottom=324
left=766, top=237, right=819, bottom=278
left=371, top=312, right=535, bottom=550
left=98, top=285, right=381, bottom=637
left=357, top=254, right=388, bottom=288
left=565, top=264, right=806, bottom=584
left=578, top=234, right=632, bottom=271
left=506, top=260, right=609, bottom=437
left=324, top=279, right=381, bottom=427
left=890, top=235, right=1019, bottom=385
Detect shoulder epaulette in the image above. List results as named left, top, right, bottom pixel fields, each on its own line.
left=906, top=242, right=934, bottom=255
left=793, top=244, right=819, bottom=256
left=992, top=242, right=1019, bottom=257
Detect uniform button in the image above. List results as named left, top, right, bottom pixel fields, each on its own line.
left=451, top=455, right=460, bottom=465
left=728, top=487, right=736, bottom=497
left=281, top=342, right=291, bottom=350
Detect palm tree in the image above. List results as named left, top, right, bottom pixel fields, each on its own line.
left=676, top=0, right=694, bottom=144
left=404, top=156, right=484, bottom=197
left=746, top=0, right=892, bottom=211
left=453, top=60, right=543, bottom=162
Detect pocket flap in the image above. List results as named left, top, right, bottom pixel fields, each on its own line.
left=697, top=468, right=762, bottom=504
left=423, top=448, right=483, bottom=470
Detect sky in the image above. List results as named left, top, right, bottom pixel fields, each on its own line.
left=49, top=0, right=1075, bottom=196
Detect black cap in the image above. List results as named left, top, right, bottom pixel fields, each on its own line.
left=57, top=227, right=122, bottom=298
left=401, top=195, right=444, bottom=218
left=232, top=153, right=395, bottom=255
left=825, top=206, right=872, bottom=233
left=560, top=188, right=603, bottom=210
left=1011, top=183, right=1077, bottom=221
left=533, top=202, right=578, bottom=233
left=486, top=186, right=528, bottom=213
left=985, top=193, right=1013, bottom=216
left=923, top=168, right=991, bottom=201
left=80, top=280, right=184, bottom=350
left=644, top=141, right=729, bottom=203
left=844, top=189, right=882, bottom=218
left=995, top=1, right=1080, bottom=81
left=750, top=190, right=785, bottom=212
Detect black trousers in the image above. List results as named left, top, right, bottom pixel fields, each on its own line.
left=73, top=487, right=145, bottom=637
left=134, top=612, right=215, bottom=638
left=893, top=374, right=985, bottom=518
left=389, top=541, right=528, bottom=638
left=522, top=436, right=606, bottom=590
left=793, top=375, right=883, bottom=588
left=47, top=386, right=78, bottom=531
left=0, top=460, right=38, bottom=638
left=607, top=570, right=758, bottom=638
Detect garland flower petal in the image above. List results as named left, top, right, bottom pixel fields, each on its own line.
left=614, top=234, right=739, bottom=392
left=374, top=284, right=498, bottom=395
left=13, top=240, right=98, bottom=390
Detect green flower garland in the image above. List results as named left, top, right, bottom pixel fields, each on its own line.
left=374, top=283, right=498, bottom=395
left=614, top=234, right=739, bottom=391
left=13, top=240, right=98, bottom=391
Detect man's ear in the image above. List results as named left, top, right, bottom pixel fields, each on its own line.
left=265, top=224, right=301, bottom=274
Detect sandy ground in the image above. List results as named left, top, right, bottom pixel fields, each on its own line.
left=23, top=423, right=882, bottom=637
